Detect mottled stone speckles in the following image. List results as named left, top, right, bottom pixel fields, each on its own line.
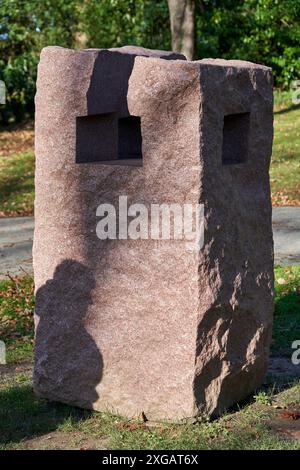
left=34, top=46, right=273, bottom=420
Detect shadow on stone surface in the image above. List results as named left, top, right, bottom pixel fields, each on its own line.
left=194, top=305, right=269, bottom=416
left=34, top=260, right=103, bottom=408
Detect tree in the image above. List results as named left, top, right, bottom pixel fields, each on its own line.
left=81, top=0, right=171, bottom=51
left=167, top=0, right=195, bottom=60
left=195, top=0, right=300, bottom=88
left=0, top=0, right=79, bottom=124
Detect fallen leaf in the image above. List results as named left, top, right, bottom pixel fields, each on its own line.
left=279, top=410, right=300, bottom=420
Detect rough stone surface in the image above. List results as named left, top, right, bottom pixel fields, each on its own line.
left=33, top=46, right=274, bottom=420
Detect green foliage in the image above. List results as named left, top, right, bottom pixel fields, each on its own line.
left=81, top=0, right=300, bottom=87
left=253, top=391, right=271, bottom=405
left=0, top=54, right=37, bottom=124
left=81, top=0, right=170, bottom=50
left=0, top=0, right=299, bottom=123
left=196, top=0, right=300, bottom=88
left=0, top=0, right=79, bottom=124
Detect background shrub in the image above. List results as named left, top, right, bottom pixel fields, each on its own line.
left=0, top=0, right=299, bottom=125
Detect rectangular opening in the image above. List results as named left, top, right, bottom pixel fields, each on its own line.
left=118, top=116, right=142, bottom=160
left=222, top=112, right=250, bottom=165
left=76, top=113, right=117, bottom=163
left=76, top=114, right=142, bottom=165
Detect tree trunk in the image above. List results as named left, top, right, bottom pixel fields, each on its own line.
left=167, top=0, right=195, bottom=60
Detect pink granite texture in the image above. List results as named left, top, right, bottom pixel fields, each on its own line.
left=33, top=46, right=274, bottom=420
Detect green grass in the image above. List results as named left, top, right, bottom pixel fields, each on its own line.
left=272, top=265, right=300, bottom=356
left=0, top=373, right=92, bottom=450
left=0, top=275, right=34, bottom=362
left=271, top=91, right=300, bottom=205
left=0, top=372, right=299, bottom=450
left=0, top=151, right=34, bottom=217
left=0, top=91, right=298, bottom=216
left=58, top=383, right=300, bottom=450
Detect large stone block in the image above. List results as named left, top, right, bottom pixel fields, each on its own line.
left=33, top=46, right=274, bottom=420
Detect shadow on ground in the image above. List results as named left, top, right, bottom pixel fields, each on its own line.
left=272, top=289, right=300, bottom=357
left=0, top=381, right=92, bottom=447
left=274, top=103, right=300, bottom=115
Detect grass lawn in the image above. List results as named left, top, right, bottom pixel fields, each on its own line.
left=0, top=121, right=34, bottom=217
left=0, top=275, right=34, bottom=363
left=0, top=374, right=299, bottom=450
left=0, top=92, right=299, bottom=217
left=0, top=151, right=34, bottom=217
left=0, top=266, right=299, bottom=450
left=272, top=91, right=300, bottom=205
left=272, top=266, right=300, bottom=356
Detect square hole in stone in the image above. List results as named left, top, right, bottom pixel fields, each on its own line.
left=76, top=113, right=118, bottom=163
left=76, top=114, right=142, bottom=164
left=222, top=112, right=250, bottom=165
left=118, top=116, right=142, bottom=160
